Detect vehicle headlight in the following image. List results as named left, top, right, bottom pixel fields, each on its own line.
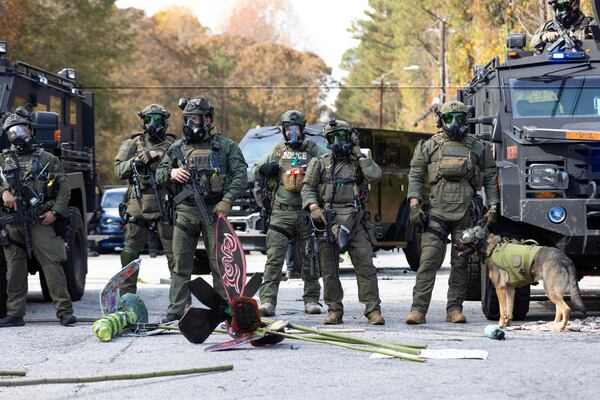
left=527, top=164, right=569, bottom=190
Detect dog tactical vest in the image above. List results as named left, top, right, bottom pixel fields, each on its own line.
left=485, top=240, right=542, bottom=287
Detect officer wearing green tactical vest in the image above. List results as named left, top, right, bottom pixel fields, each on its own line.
left=114, top=104, right=177, bottom=295
left=405, top=100, right=499, bottom=325
left=302, top=119, right=384, bottom=326
left=0, top=109, right=76, bottom=328
left=156, top=97, right=248, bottom=323
left=253, top=110, right=325, bottom=317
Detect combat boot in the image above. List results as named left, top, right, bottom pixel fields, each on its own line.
left=60, top=313, right=77, bottom=326
left=0, top=315, right=25, bottom=328
left=259, top=302, right=275, bottom=317
left=446, top=308, right=467, bottom=323
left=323, top=311, right=343, bottom=325
left=304, top=302, right=322, bottom=315
left=366, top=310, right=385, bottom=325
left=404, top=310, right=426, bottom=325
left=162, top=313, right=182, bottom=323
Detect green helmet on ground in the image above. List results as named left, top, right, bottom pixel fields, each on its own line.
left=139, top=103, right=171, bottom=119
left=280, top=110, right=307, bottom=127
left=440, top=100, right=468, bottom=116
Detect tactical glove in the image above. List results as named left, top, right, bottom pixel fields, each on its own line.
left=575, top=29, right=587, bottom=41
left=484, top=204, right=498, bottom=226
left=352, top=145, right=364, bottom=159
left=213, top=197, right=232, bottom=217
left=259, top=162, right=280, bottom=178
left=409, top=204, right=425, bottom=230
left=541, top=31, right=559, bottom=43
left=309, top=205, right=327, bottom=225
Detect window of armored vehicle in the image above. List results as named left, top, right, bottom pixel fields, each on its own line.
left=510, top=77, right=600, bottom=118
left=34, top=101, right=48, bottom=112
left=69, top=99, right=78, bottom=125
left=372, top=131, right=413, bottom=169
left=13, top=96, right=28, bottom=108
left=50, top=95, right=62, bottom=120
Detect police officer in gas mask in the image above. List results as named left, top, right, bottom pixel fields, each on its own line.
left=404, top=100, right=499, bottom=325
left=155, top=97, right=247, bottom=323
left=0, top=108, right=76, bottom=328
left=532, top=0, right=596, bottom=52
left=114, top=104, right=177, bottom=295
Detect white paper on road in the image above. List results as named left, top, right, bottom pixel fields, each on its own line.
left=370, top=349, right=488, bottom=360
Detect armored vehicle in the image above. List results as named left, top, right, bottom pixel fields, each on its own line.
left=459, top=5, right=600, bottom=319
left=0, top=41, right=96, bottom=317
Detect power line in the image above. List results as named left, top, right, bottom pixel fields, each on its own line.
left=84, top=85, right=467, bottom=90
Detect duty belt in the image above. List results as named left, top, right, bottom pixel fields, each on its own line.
left=181, top=193, right=222, bottom=207
left=272, top=201, right=302, bottom=211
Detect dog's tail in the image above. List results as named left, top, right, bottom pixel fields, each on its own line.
left=565, top=257, right=587, bottom=314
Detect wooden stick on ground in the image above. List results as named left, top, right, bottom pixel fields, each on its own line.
left=0, top=371, right=26, bottom=377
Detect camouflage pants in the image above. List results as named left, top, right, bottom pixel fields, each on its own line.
left=167, top=204, right=224, bottom=317
left=411, top=212, right=473, bottom=314
left=4, top=223, right=72, bottom=318
left=120, top=220, right=174, bottom=295
left=319, top=227, right=381, bottom=316
left=259, top=210, right=321, bottom=307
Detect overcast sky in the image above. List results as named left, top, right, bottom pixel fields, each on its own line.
left=116, top=0, right=369, bottom=84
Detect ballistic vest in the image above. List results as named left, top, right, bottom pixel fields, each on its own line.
left=485, top=240, right=542, bottom=288
left=319, top=154, right=365, bottom=207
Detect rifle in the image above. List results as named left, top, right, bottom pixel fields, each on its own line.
left=258, top=177, right=278, bottom=235
left=547, top=20, right=582, bottom=52
left=169, top=145, right=214, bottom=226
left=132, top=161, right=166, bottom=221
left=306, top=207, right=338, bottom=278
left=0, top=158, right=41, bottom=258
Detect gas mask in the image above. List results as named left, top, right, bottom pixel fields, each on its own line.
left=284, top=124, right=303, bottom=149
left=442, top=112, right=469, bottom=141
left=327, top=129, right=354, bottom=158
left=183, top=115, right=207, bottom=143
left=7, top=124, right=35, bottom=154
left=554, top=1, right=574, bottom=28
left=143, top=114, right=166, bottom=141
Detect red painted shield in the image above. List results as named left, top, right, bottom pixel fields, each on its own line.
left=215, top=214, right=247, bottom=302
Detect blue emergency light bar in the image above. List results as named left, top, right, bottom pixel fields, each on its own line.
left=548, top=51, right=588, bottom=61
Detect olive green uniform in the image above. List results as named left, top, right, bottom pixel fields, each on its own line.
left=407, top=133, right=499, bottom=314
left=253, top=140, right=325, bottom=308
left=114, top=132, right=177, bottom=294
left=0, top=146, right=73, bottom=319
left=302, top=153, right=382, bottom=316
left=156, top=129, right=248, bottom=317
left=531, top=13, right=596, bottom=52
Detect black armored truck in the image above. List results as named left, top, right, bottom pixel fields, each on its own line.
left=0, top=41, right=96, bottom=317
left=460, top=5, right=600, bottom=319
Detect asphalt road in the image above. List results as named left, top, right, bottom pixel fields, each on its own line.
left=1, top=250, right=599, bottom=400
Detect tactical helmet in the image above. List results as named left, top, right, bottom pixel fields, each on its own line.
left=2, top=107, right=35, bottom=154
left=137, top=103, right=170, bottom=141
left=178, top=97, right=214, bottom=143
left=439, top=100, right=469, bottom=141
left=280, top=110, right=307, bottom=149
left=322, top=119, right=358, bottom=158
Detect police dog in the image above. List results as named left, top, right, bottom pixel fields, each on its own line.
left=459, top=227, right=586, bottom=330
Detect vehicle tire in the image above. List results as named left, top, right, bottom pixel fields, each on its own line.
left=0, top=249, right=7, bottom=318
left=39, top=269, right=52, bottom=302
left=481, top=266, right=531, bottom=321
left=62, top=207, right=87, bottom=301
left=464, top=254, right=482, bottom=301
left=403, top=228, right=421, bottom=272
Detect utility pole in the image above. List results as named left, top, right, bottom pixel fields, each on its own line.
left=378, top=76, right=384, bottom=129
left=439, top=19, right=446, bottom=104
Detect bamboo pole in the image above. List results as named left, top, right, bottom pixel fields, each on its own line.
left=0, top=371, right=26, bottom=377
left=0, top=365, right=233, bottom=387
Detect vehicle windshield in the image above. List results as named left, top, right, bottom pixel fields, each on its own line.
left=240, top=128, right=328, bottom=165
left=510, top=76, right=600, bottom=118
left=102, top=190, right=125, bottom=209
